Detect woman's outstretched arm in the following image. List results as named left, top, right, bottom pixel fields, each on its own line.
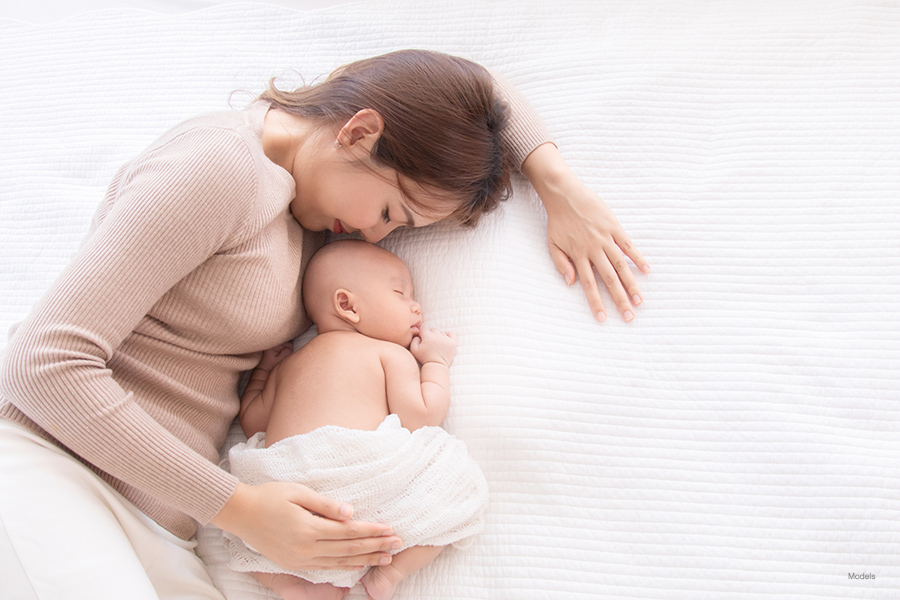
left=521, top=142, right=650, bottom=323
left=494, top=74, right=650, bottom=322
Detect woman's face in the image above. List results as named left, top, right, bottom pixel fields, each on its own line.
left=285, top=107, right=461, bottom=244
left=290, top=161, right=449, bottom=243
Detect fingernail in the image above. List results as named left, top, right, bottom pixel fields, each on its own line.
left=624, top=311, right=635, bottom=322
left=381, top=528, right=394, bottom=536
left=641, top=265, right=651, bottom=274
left=380, top=556, right=393, bottom=565
left=596, top=311, right=607, bottom=323
left=339, top=504, right=353, bottom=519
left=391, top=541, right=402, bottom=551
left=632, top=294, right=642, bottom=305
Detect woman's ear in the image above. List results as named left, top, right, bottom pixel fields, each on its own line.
left=336, top=109, right=384, bottom=152
left=333, top=288, right=361, bottom=324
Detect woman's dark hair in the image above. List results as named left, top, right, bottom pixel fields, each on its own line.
left=259, top=49, right=512, bottom=227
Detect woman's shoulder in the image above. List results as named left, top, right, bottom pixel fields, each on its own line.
left=106, top=102, right=294, bottom=244
left=163, top=102, right=295, bottom=213
left=183, top=100, right=269, bottom=136
left=145, top=103, right=268, bottom=166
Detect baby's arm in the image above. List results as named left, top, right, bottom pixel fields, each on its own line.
left=383, top=329, right=456, bottom=431
left=239, top=342, right=293, bottom=438
left=410, top=329, right=456, bottom=413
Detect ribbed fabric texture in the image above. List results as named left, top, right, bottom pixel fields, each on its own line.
left=0, top=92, right=549, bottom=539
left=493, top=72, right=555, bottom=168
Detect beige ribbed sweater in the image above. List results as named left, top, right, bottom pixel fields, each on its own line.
left=1, top=91, right=550, bottom=540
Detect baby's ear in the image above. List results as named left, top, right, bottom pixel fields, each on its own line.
left=333, top=289, right=361, bottom=324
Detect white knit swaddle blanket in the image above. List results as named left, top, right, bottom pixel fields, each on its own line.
left=223, top=414, right=489, bottom=588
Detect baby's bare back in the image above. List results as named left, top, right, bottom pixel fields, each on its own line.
left=262, top=331, right=392, bottom=445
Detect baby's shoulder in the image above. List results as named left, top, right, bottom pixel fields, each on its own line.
left=301, top=330, right=390, bottom=359
left=313, top=331, right=415, bottom=364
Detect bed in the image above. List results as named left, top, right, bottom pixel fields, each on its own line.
left=1, top=1, right=898, bottom=598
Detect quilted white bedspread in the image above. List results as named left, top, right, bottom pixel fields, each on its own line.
left=1, top=1, right=898, bottom=598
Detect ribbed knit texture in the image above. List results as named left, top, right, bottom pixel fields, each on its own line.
left=492, top=72, right=554, bottom=168
left=0, top=90, right=548, bottom=540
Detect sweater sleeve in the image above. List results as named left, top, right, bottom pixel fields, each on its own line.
left=1, top=126, right=257, bottom=524
left=491, top=70, right=556, bottom=170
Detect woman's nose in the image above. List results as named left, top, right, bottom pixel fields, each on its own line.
left=361, top=222, right=395, bottom=243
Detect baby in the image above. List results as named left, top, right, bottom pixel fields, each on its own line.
left=227, top=239, right=489, bottom=600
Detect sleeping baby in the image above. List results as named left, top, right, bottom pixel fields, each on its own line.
left=227, top=239, right=488, bottom=600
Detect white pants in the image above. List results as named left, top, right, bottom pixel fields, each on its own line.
left=0, top=420, right=226, bottom=600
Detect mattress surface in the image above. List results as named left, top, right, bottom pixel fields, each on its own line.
left=1, top=1, right=898, bottom=598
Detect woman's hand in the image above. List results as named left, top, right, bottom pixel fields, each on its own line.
left=521, top=143, right=650, bottom=322
left=211, top=482, right=401, bottom=571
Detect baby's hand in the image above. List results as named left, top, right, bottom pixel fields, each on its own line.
left=258, top=342, right=293, bottom=372
left=410, top=328, right=457, bottom=367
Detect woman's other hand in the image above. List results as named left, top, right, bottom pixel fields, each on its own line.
left=521, top=143, right=650, bottom=323
left=211, top=482, right=401, bottom=571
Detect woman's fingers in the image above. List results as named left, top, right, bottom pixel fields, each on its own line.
left=573, top=241, right=646, bottom=323
left=549, top=242, right=577, bottom=286
left=603, top=241, right=644, bottom=312
left=615, top=231, right=651, bottom=277
left=290, top=484, right=401, bottom=564
left=214, top=482, right=402, bottom=572
left=590, top=250, right=635, bottom=323
left=574, top=258, right=607, bottom=322
left=304, top=535, right=401, bottom=563
left=311, top=516, right=396, bottom=546
left=281, top=517, right=400, bottom=570
left=288, top=482, right=356, bottom=522
left=545, top=206, right=647, bottom=321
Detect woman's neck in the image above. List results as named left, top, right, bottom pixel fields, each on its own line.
left=261, top=108, right=318, bottom=176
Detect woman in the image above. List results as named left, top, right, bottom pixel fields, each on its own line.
left=0, top=50, right=648, bottom=599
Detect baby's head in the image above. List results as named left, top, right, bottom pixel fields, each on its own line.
left=303, top=240, right=423, bottom=347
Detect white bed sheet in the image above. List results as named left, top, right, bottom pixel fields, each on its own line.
left=1, top=1, right=898, bottom=598
left=0, top=0, right=354, bottom=24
